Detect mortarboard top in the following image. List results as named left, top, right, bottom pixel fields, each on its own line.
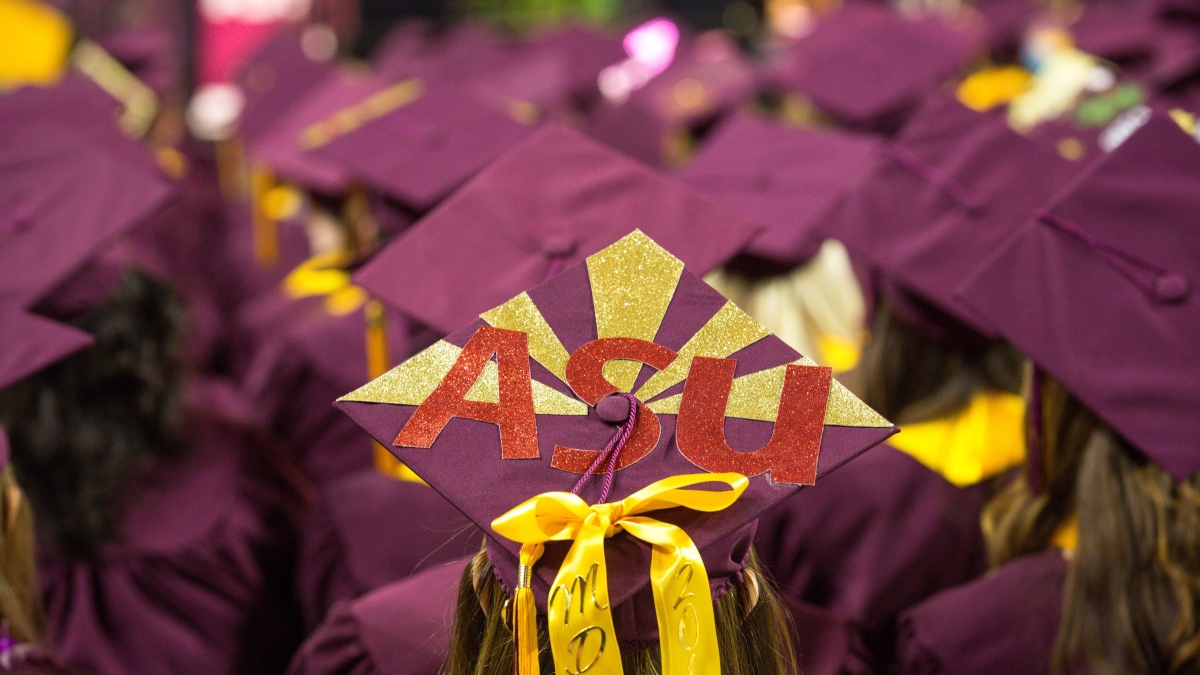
left=0, top=120, right=173, bottom=311
left=823, top=93, right=1078, bottom=337
left=236, top=25, right=338, bottom=144
left=372, top=21, right=509, bottom=83
left=352, top=123, right=768, bottom=335
left=309, top=80, right=537, bottom=212
left=772, top=3, right=977, bottom=132
left=247, top=65, right=397, bottom=194
left=0, top=304, right=94, bottom=469
left=337, top=229, right=894, bottom=644
left=587, top=30, right=758, bottom=167
left=956, top=114, right=1200, bottom=481
left=678, top=111, right=879, bottom=269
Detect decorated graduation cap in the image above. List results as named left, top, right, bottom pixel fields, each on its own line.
left=824, top=93, right=1078, bottom=342
left=678, top=111, right=879, bottom=268
left=771, top=4, right=976, bottom=132
left=352, top=123, right=766, bottom=335
left=337, top=229, right=895, bottom=673
left=308, top=80, right=537, bottom=212
left=0, top=117, right=173, bottom=313
left=956, top=114, right=1200, bottom=481
left=0, top=304, right=94, bottom=468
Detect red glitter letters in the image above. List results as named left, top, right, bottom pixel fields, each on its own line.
left=394, top=326, right=540, bottom=459
left=552, top=338, right=678, bottom=473
left=676, top=357, right=831, bottom=485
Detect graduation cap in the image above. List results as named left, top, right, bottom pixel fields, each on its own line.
left=0, top=305, right=94, bottom=469
left=824, top=93, right=1078, bottom=342
left=0, top=118, right=174, bottom=313
left=956, top=114, right=1200, bottom=481
left=771, top=4, right=976, bottom=132
left=309, top=80, right=537, bottom=212
left=336, top=230, right=894, bottom=661
left=678, top=111, right=879, bottom=268
left=235, top=25, right=337, bottom=144
left=352, top=123, right=768, bottom=335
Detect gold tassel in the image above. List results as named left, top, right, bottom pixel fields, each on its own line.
left=365, top=300, right=425, bottom=483
left=251, top=165, right=278, bottom=269
left=514, top=543, right=544, bottom=675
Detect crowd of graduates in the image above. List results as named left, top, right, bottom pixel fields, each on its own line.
left=0, top=0, right=1198, bottom=673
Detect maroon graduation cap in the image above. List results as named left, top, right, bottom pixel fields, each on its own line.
left=771, top=3, right=977, bottom=132
left=0, top=119, right=173, bottom=313
left=236, top=25, right=338, bottom=144
left=823, top=93, right=1079, bottom=340
left=352, top=123, right=768, bottom=335
left=956, top=114, right=1200, bottom=481
left=678, top=111, right=879, bottom=268
left=336, top=230, right=895, bottom=648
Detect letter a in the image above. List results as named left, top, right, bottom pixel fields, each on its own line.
left=394, top=325, right=539, bottom=459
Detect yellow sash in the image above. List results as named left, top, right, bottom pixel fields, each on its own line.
left=888, top=392, right=1026, bottom=487
left=493, top=473, right=749, bottom=675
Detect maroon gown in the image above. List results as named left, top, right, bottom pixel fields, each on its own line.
left=754, top=443, right=1005, bottom=662
left=296, top=470, right=482, bottom=631
left=38, top=397, right=305, bottom=675
left=895, top=549, right=1070, bottom=675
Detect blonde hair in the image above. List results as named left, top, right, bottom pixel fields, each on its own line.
left=0, top=466, right=45, bottom=643
left=704, top=240, right=864, bottom=370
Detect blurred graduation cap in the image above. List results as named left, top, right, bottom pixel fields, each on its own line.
left=352, top=123, right=768, bottom=335
left=0, top=119, right=173, bottom=314
left=957, top=114, right=1200, bottom=481
left=770, top=4, right=977, bottom=133
left=235, top=25, right=338, bottom=145
left=308, top=80, right=537, bottom=212
left=337, top=229, right=894, bottom=650
left=587, top=29, right=758, bottom=167
left=0, top=305, right=95, bottom=468
left=823, top=93, right=1078, bottom=343
left=678, top=111, right=879, bottom=269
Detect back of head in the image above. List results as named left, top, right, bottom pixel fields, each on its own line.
left=445, top=548, right=797, bottom=675
left=983, top=374, right=1200, bottom=675
left=0, top=268, right=187, bottom=558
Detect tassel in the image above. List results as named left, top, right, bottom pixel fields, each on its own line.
left=365, top=301, right=425, bottom=483
left=251, top=165, right=278, bottom=269
left=514, top=544, right=544, bottom=675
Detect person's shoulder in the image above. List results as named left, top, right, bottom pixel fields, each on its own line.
left=896, top=550, right=1068, bottom=675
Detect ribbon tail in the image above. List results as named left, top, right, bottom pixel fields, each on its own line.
left=515, top=543, right=544, bottom=675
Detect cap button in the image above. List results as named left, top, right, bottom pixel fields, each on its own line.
left=542, top=233, right=576, bottom=259
left=596, top=394, right=633, bottom=424
left=1154, top=272, right=1190, bottom=303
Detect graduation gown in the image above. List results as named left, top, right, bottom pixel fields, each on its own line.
left=895, top=549, right=1070, bottom=675
left=38, top=399, right=306, bottom=675
left=287, top=557, right=468, bottom=675
left=754, top=444, right=1004, bottom=659
left=296, top=470, right=482, bottom=630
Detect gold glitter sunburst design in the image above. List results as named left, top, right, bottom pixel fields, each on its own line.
left=481, top=292, right=571, bottom=383
left=587, top=230, right=685, bottom=392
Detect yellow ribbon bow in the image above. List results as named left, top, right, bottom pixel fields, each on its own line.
left=492, top=472, right=749, bottom=675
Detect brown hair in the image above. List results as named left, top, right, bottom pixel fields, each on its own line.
left=0, top=466, right=46, bottom=644
left=445, top=548, right=798, bottom=675
left=983, top=374, right=1200, bottom=675
left=855, top=303, right=1025, bottom=425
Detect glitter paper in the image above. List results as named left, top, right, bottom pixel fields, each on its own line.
left=676, top=357, right=830, bottom=485
left=394, top=326, right=540, bottom=459
left=647, top=359, right=891, bottom=428
left=481, top=292, right=571, bottom=384
left=635, top=300, right=770, bottom=401
left=565, top=338, right=678, bottom=404
left=586, top=230, right=684, bottom=392
left=552, top=403, right=661, bottom=474
left=340, top=340, right=586, bottom=416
